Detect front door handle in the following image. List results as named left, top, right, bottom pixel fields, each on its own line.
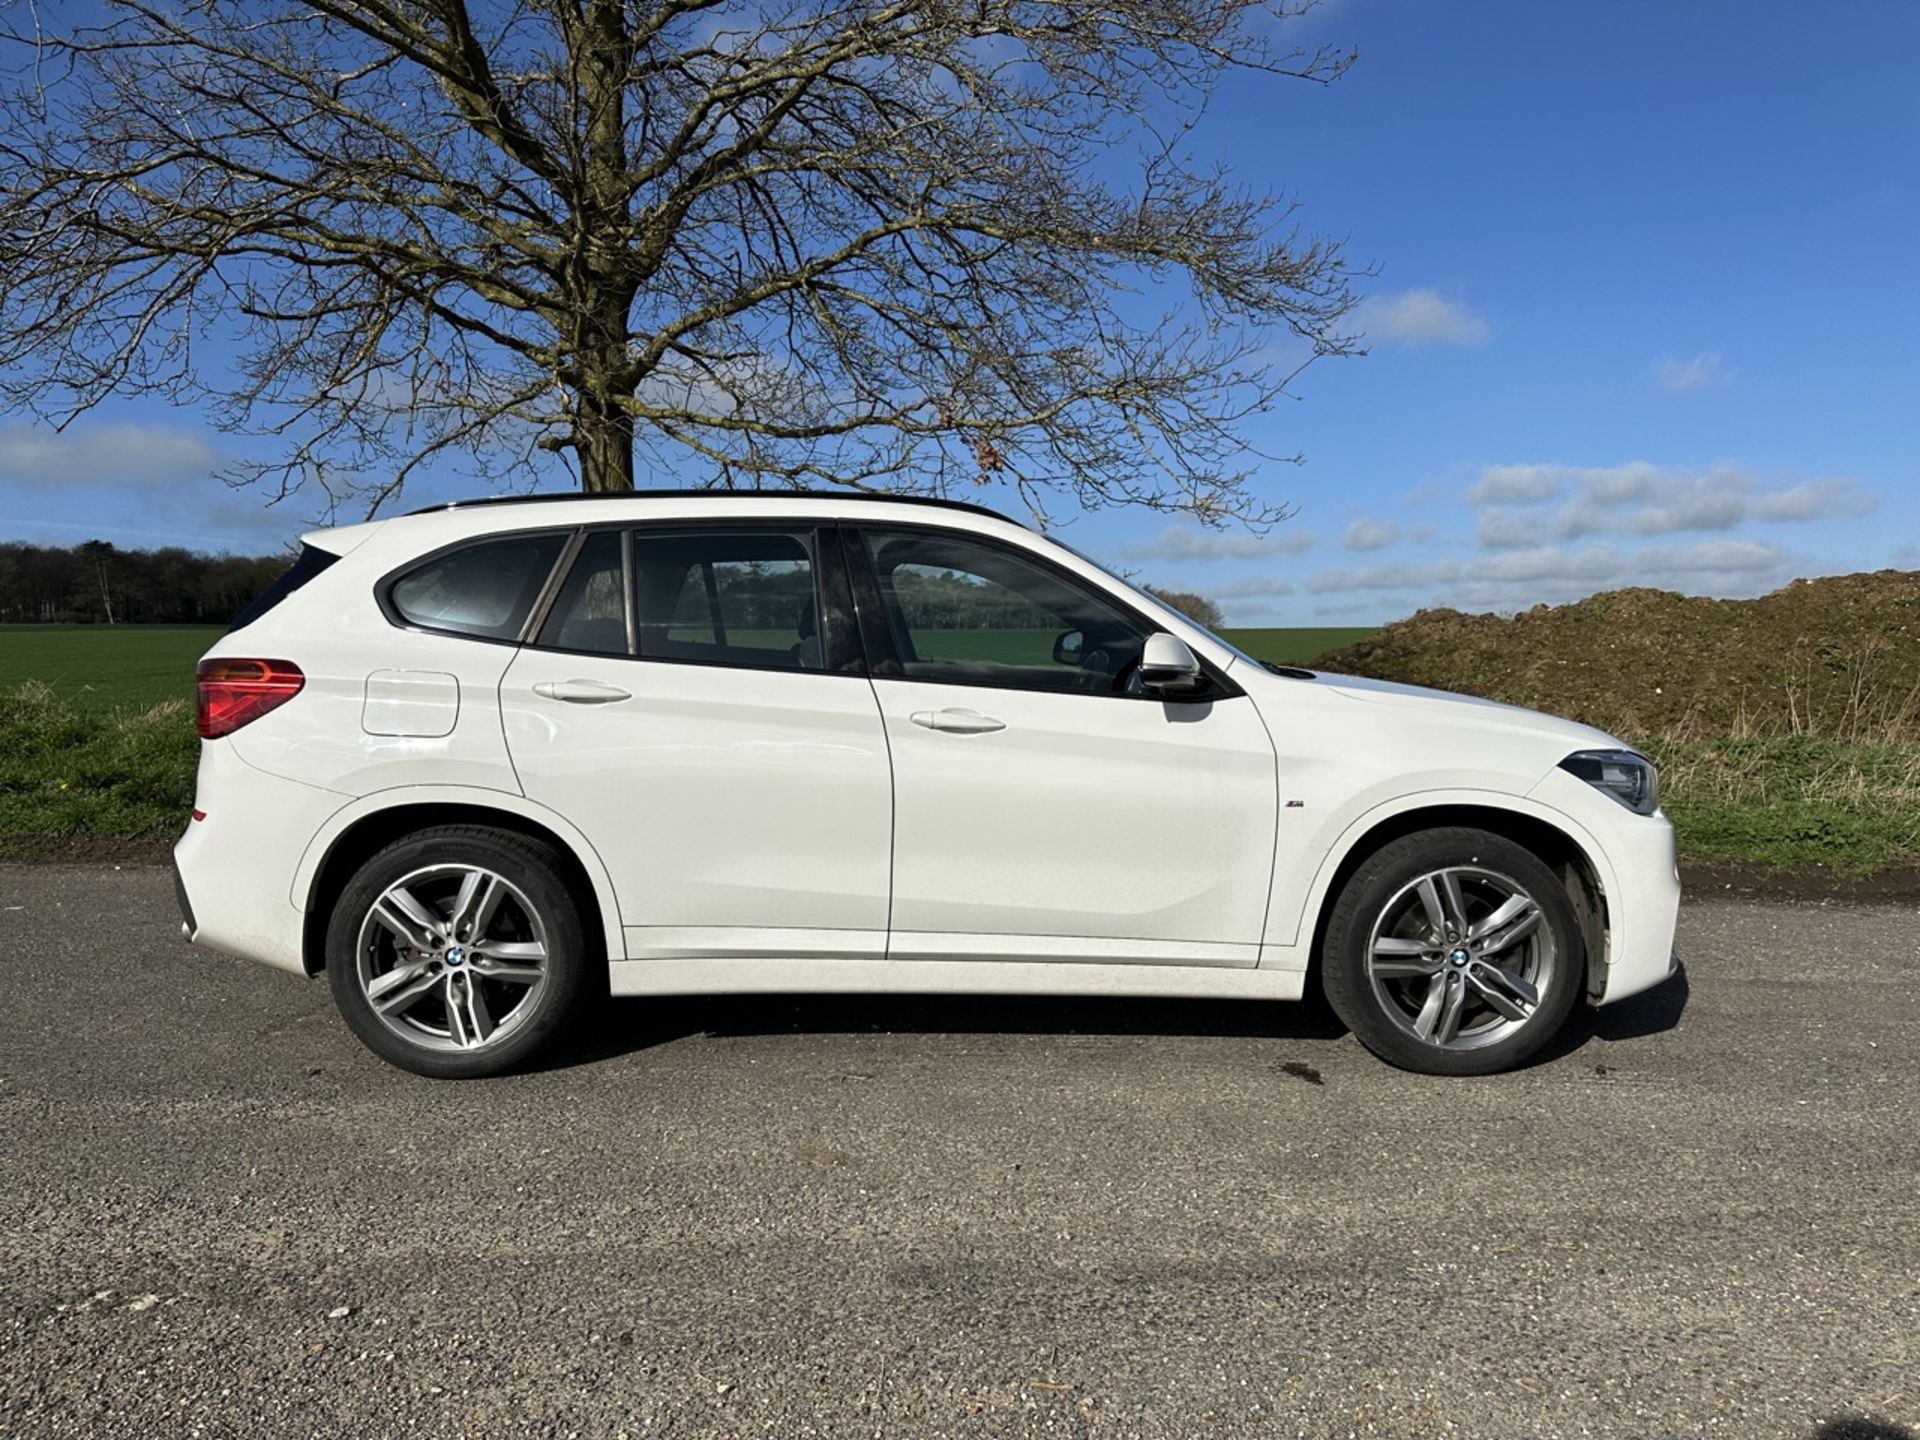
left=910, top=707, right=1006, bottom=734
left=533, top=679, right=631, bottom=705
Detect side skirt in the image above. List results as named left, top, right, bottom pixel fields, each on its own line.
left=606, top=957, right=1306, bottom=1002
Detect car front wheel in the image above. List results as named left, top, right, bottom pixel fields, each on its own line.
left=325, top=826, right=589, bottom=1078
left=1321, top=827, right=1584, bottom=1076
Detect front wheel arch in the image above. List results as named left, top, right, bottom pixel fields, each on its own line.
left=301, top=802, right=611, bottom=979
left=1307, top=804, right=1608, bottom=1004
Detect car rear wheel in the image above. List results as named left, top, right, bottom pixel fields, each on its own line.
left=325, top=826, right=589, bottom=1078
left=1320, top=827, right=1583, bottom=1076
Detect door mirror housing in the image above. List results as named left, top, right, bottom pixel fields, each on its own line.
left=1052, top=629, right=1086, bottom=666
left=1138, top=632, right=1205, bottom=696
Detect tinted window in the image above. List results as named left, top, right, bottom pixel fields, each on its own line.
left=537, top=530, right=627, bottom=654
left=227, top=544, right=337, bottom=633
left=633, top=530, right=820, bottom=671
left=388, top=533, right=567, bottom=641
left=860, top=529, right=1150, bottom=695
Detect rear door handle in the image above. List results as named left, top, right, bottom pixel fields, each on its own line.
left=910, top=707, right=1006, bottom=734
left=533, top=679, right=631, bottom=705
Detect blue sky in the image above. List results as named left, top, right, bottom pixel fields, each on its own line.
left=1, top=1, right=1915, bottom=623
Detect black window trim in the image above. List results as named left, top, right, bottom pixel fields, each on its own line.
left=376, top=526, right=578, bottom=647
left=227, top=541, right=340, bottom=634
left=520, top=517, right=865, bottom=677
left=844, top=520, right=1242, bottom=704
left=374, top=514, right=1226, bottom=699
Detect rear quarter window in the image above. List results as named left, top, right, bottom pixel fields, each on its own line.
left=386, top=532, right=568, bottom=641
left=226, top=544, right=338, bottom=633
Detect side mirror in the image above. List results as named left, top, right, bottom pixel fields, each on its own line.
left=1138, top=631, right=1204, bottom=695
left=1052, top=629, right=1086, bottom=666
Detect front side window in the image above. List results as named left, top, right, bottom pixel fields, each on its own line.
left=387, top=532, right=568, bottom=641
left=858, top=528, right=1153, bottom=695
left=633, top=529, right=822, bottom=671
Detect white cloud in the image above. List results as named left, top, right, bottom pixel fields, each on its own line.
left=1125, top=525, right=1316, bottom=562
left=1314, top=600, right=1381, bottom=619
left=1355, top=288, right=1490, bottom=349
left=1750, top=478, right=1880, bottom=522
left=1464, top=462, right=1878, bottom=546
left=0, top=422, right=218, bottom=487
left=1305, top=538, right=1797, bottom=606
left=1467, top=466, right=1562, bottom=505
left=1556, top=476, right=1749, bottom=539
left=0, top=420, right=314, bottom=547
left=1475, top=506, right=1547, bottom=550
left=1895, top=543, right=1920, bottom=568
left=1208, top=575, right=1298, bottom=599
left=1342, top=517, right=1401, bottom=551
left=1655, top=351, right=1728, bottom=393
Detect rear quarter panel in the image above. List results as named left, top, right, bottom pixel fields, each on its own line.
left=202, top=520, right=529, bottom=799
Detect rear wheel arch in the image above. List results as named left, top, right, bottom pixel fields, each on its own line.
left=1307, top=803, right=1609, bottom=1002
left=301, top=802, right=613, bottom=978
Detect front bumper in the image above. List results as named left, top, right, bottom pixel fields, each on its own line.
left=1529, top=766, right=1683, bottom=1006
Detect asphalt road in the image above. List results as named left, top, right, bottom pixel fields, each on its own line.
left=2, top=866, right=1916, bottom=1440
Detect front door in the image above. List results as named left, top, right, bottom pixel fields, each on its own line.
left=500, top=523, right=892, bottom=961
left=846, top=525, right=1278, bottom=966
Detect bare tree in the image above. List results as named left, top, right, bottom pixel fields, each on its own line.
left=1143, top=585, right=1224, bottom=629
left=0, top=0, right=1358, bottom=524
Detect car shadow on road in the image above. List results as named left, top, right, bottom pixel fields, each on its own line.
left=1529, top=962, right=1691, bottom=1068
left=1815, top=1418, right=1916, bottom=1440
left=549, top=987, right=1349, bottom=1071
left=536, top=964, right=1690, bottom=1074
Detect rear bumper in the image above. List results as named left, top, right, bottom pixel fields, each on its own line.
left=173, top=739, right=348, bottom=977
left=172, top=860, right=197, bottom=940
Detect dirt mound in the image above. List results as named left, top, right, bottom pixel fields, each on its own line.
left=1309, top=570, right=1920, bottom=742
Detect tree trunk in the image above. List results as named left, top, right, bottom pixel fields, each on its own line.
left=575, top=390, right=636, bottom=492
left=571, top=0, right=637, bottom=496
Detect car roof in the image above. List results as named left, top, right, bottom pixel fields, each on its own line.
left=403, top=488, right=1025, bottom=528
left=301, top=488, right=1037, bottom=558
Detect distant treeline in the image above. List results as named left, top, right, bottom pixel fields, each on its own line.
left=0, top=540, right=288, bottom=625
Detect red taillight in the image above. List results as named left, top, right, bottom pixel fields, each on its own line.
left=196, top=658, right=304, bottom=739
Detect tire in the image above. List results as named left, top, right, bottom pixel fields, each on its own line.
left=325, top=825, right=591, bottom=1079
left=1320, top=827, right=1583, bottom=1076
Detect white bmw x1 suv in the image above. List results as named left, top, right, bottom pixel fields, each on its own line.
left=174, top=491, right=1680, bottom=1079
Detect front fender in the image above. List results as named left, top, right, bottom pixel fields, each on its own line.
left=1260, top=784, right=1617, bottom=969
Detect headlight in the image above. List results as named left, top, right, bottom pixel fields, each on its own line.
left=1559, top=749, right=1660, bottom=816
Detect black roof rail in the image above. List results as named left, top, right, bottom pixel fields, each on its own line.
left=403, top=487, right=1024, bottom=528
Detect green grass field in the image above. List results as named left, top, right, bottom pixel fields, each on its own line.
left=14, top=619, right=1911, bottom=876
left=0, top=621, right=1380, bottom=859
left=0, top=622, right=1374, bottom=712
left=1219, top=627, right=1378, bottom=665
left=0, top=624, right=222, bottom=709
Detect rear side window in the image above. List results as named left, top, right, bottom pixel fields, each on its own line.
left=633, top=530, right=820, bottom=670
left=226, top=543, right=338, bottom=633
left=537, top=530, right=627, bottom=655
left=388, top=532, right=567, bottom=641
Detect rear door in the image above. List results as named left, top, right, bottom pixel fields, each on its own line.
left=500, top=523, right=892, bottom=961
left=846, top=524, right=1278, bottom=966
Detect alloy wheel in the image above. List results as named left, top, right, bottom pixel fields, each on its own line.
left=1364, top=865, right=1556, bottom=1052
left=354, top=863, right=550, bottom=1053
